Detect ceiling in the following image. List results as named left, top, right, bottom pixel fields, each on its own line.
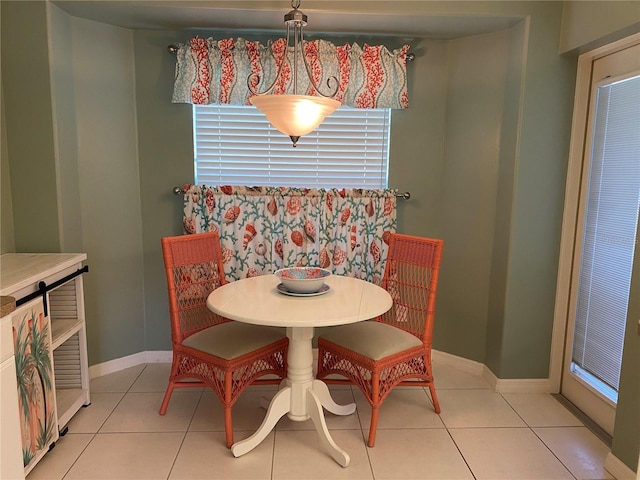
left=50, top=1, right=522, bottom=39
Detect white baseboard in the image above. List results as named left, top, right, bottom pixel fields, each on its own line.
left=605, top=452, right=637, bottom=480
left=90, top=349, right=553, bottom=395
left=482, top=366, right=553, bottom=393
left=432, top=349, right=485, bottom=375
left=430, top=350, right=552, bottom=393
left=89, top=350, right=172, bottom=379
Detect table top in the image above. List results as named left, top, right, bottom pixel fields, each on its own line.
left=207, top=274, right=392, bottom=328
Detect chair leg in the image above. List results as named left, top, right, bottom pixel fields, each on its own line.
left=224, top=370, right=234, bottom=448
left=429, top=383, right=441, bottom=414
left=368, top=405, right=380, bottom=447
left=159, top=383, right=175, bottom=415
left=224, top=405, right=234, bottom=448
left=368, top=371, right=381, bottom=447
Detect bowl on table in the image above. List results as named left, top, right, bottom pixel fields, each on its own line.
left=274, top=267, right=332, bottom=294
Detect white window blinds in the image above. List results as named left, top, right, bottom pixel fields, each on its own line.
left=193, top=105, right=390, bottom=189
left=571, top=73, right=640, bottom=399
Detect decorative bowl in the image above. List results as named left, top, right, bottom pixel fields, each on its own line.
left=274, top=267, right=332, bottom=294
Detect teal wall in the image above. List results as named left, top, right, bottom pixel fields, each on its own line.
left=436, top=28, right=511, bottom=363
left=560, top=0, right=640, bottom=53
left=133, top=29, right=194, bottom=351
left=1, top=1, right=60, bottom=252
left=498, top=8, right=576, bottom=378
left=49, top=4, right=84, bottom=254
left=1, top=0, right=638, bottom=472
left=69, top=16, right=147, bottom=364
left=1, top=88, right=15, bottom=254
left=486, top=18, right=527, bottom=377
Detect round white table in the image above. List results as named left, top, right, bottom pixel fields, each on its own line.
left=206, top=273, right=392, bottom=467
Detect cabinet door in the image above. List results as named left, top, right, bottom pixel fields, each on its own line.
left=11, top=298, right=58, bottom=473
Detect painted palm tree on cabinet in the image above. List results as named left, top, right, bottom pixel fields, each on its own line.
left=12, top=299, right=57, bottom=471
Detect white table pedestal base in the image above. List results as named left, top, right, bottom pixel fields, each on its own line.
left=231, top=327, right=356, bottom=467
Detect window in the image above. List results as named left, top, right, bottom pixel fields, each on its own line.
left=193, top=104, right=390, bottom=189
left=571, top=73, right=640, bottom=402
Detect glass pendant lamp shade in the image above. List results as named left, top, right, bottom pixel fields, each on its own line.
left=247, top=1, right=341, bottom=147
left=250, top=94, right=340, bottom=146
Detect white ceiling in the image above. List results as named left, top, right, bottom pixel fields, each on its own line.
left=50, top=1, right=522, bottom=39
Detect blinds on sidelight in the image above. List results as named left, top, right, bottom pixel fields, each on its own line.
left=571, top=73, right=640, bottom=400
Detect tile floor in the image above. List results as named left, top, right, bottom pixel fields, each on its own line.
left=27, top=360, right=614, bottom=480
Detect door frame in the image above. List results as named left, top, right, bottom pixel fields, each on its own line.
left=549, top=32, right=640, bottom=394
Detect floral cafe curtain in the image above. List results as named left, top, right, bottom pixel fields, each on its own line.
left=182, top=185, right=397, bottom=284
left=172, top=37, right=410, bottom=109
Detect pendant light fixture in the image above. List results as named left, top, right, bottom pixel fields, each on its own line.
left=248, top=0, right=341, bottom=147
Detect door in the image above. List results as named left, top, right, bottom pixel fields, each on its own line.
left=560, top=38, right=640, bottom=435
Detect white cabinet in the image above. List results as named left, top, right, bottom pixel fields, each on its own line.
left=1, top=304, right=25, bottom=480
left=0, top=254, right=90, bottom=476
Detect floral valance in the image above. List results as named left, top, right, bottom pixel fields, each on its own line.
left=182, top=185, right=397, bottom=283
left=172, top=37, right=410, bottom=109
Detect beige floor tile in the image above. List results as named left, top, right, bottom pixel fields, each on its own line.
left=25, top=363, right=612, bottom=480
left=502, top=392, right=584, bottom=427
left=534, top=426, right=614, bottom=480
left=449, top=427, right=575, bottom=479
left=433, top=362, right=491, bottom=390
left=368, top=429, right=474, bottom=480
left=129, top=362, right=173, bottom=392
left=170, top=430, right=274, bottom=480
left=436, top=389, right=526, bottom=428
left=27, top=433, right=93, bottom=480
left=89, top=364, right=145, bottom=393
left=354, top=388, right=445, bottom=431
left=64, top=392, right=124, bottom=434
left=190, top=388, right=278, bottom=433
left=100, top=391, right=200, bottom=432
left=272, top=429, right=373, bottom=479
left=64, top=432, right=184, bottom=479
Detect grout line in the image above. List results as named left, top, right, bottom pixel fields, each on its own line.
left=499, top=391, right=580, bottom=480
left=58, top=432, right=98, bottom=480
left=271, top=429, right=277, bottom=480
left=184, top=388, right=205, bottom=432
left=347, top=386, right=377, bottom=479
left=551, top=393, right=613, bottom=447
left=530, top=427, right=579, bottom=480
left=166, top=431, right=189, bottom=480
left=444, top=428, right=478, bottom=480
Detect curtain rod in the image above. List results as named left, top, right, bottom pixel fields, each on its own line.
left=166, top=44, right=415, bottom=62
left=172, top=186, right=410, bottom=199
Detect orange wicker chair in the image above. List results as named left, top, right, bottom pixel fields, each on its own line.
left=316, top=233, right=444, bottom=447
left=159, top=232, right=288, bottom=447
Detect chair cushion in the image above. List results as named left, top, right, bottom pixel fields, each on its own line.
left=319, top=321, right=422, bottom=361
left=183, top=322, right=286, bottom=360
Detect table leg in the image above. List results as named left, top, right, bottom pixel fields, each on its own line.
left=306, top=388, right=351, bottom=467
left=231, top=386, right=291, bottom=458
left=311, top=379, right=356, bottom=416
left=232, top=326, right=354, bottom=467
